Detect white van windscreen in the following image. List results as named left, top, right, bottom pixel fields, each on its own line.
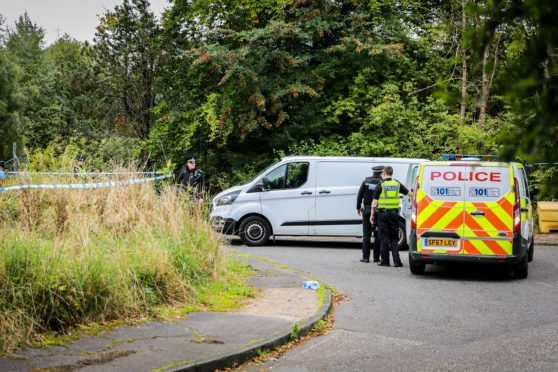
left=421, top=165, right=510, bottom=202
left=465, top=165, right=510, bottom=202
left=421, top=165, right=466, bottom=202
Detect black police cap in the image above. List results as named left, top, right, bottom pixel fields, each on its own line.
left=186, top=157, right=196, bottom=164
left=372, top=165, right=384, bottom=171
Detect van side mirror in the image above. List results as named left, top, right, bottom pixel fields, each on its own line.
left=248, top=177, right=269, bottom=193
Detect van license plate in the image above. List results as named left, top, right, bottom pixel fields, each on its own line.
left=425, top=238, right=458, bottom=248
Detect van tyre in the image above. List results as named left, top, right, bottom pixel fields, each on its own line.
left=409, top=254, right=426, bottom=275
left=513, top=255, right=528, bottom=279
left=528, top=239, right=534, bottom=262
left=239, top=216, right=271, bottom=246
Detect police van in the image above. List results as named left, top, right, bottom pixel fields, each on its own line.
left=408, top=156, right=535, bottom=278
left=211, top=156, right=427, bottom=246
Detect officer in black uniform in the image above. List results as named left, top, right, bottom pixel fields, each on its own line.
left=357, top=165, right=384, bottom=263
left=370, top=166, right=413, bottom=267
left=177, top=157, right=205, bottom=203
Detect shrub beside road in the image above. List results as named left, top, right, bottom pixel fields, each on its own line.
left=0, top=174, right=252, bottom=353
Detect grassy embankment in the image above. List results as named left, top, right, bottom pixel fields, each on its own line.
left=0, top=171, right=253, bottom=353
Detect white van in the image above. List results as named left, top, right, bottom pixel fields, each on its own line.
left=210, top=156, right=427, bottom=246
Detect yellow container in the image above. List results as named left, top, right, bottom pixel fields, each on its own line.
left=538, top=202, right=558, bottom=233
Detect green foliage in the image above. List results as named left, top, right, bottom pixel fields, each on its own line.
left=93, top=0, right=161, bottom=140
left=23, top=138, right=143, bottom=172
left=1, top=1, right=557, bottom=198
left=289, top=322, right=300, bottom=341
left=529, top=165, right=558, bottom=201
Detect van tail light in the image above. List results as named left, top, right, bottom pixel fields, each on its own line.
left=411, top=177, right=418, bottom=229
left=513, top=177, right=521, bottom=233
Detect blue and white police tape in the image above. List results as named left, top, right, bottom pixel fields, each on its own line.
left=0, top=174, right=172, bottom=192
left=5, top=171, right=165, bottom=176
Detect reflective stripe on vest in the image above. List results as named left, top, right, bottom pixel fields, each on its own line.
left=378, top=179, right=400, bottom=209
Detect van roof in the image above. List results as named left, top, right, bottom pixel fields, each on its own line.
left=423, top=161, right=516, bottom=167
left=282, top=156, right=429, bottom=163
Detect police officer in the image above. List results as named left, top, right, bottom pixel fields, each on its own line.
left=357, top=165, right=384, bottom=263
left=370, top=166, right=413, bottom=267
left=73, top=156, right=85, bottom=177
left=177, top=157, right=205, bottom=203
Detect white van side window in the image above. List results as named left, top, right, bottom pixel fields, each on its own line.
left=286, top=162, right=309, bottom=189
left=264, top=162, right=309, bottom=190
left=265, top=165, right=287, bottom=190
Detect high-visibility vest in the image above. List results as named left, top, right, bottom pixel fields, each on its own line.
left=378, top=179, right=400, bottom=209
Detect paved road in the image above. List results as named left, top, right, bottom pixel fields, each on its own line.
left=231, top=238, right=558, bottom=372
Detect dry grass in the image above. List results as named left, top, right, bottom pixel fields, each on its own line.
left=0, top=170, right=223, bottom=353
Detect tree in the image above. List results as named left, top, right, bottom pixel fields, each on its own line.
left=94, top=0, right=161, bottom=140
left=473, top=0, right=558, bottom=193
left=0, top=47, right=19, bottom=160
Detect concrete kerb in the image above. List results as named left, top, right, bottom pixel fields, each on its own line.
left=535, top=242, right=558, bottom=247
left=172, top=288, right=333, bottom=372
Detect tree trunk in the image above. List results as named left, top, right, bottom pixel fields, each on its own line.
left=478, top=43, right=490, bottom=128
left=460, top=0, right=468, bottom=126
left=479, top=34, right=500, bottom=129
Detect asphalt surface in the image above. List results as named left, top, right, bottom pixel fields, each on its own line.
left=233, top=237, right=558, bottom=372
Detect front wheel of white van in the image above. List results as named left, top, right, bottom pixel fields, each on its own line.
left=239, top=216, right=271, bottom=246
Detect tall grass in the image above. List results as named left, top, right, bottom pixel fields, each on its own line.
left=0, top=170, right=223, bottom=353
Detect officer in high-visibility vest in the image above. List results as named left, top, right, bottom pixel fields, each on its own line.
left=370, top=166, right=413, bottom=267
left=356, top=165, right=384, bottom=263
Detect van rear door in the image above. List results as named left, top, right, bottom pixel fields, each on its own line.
left=416, top=164, right=466, bottom=254
left=462, top=163, right=514, bottom=256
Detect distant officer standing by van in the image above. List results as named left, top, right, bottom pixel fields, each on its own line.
left=370, top=166, right=413, bottom=267
left=177, top=157, right=205, bottom=203
left=357, top=165, right=384, bottom=263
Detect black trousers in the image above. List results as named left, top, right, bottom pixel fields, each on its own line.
left=362, top=209, right=380, bottom=261
left=378, top=210, right=401, bottom=265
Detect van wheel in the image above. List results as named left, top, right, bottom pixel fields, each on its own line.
left=409, top=254, right=426, bottom=275
left=239, top=216, right=271, bottom=246
left=528, top=239, right=534, bottom=262
left=398, top=220, right=408, bottom=251
left=513, top=256, right=528, bottom=279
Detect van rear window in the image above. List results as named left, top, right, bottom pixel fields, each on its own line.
left=422, top=166, right=466, bottom=202
left=421, top=165, right=511, bottom=202
left=465, top=165, right=510, bottom=201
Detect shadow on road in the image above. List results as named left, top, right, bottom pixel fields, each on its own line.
left=226, top=236, right=362, bottom=250
left=416, top=262, right=520, bottom=282
left=226, top=236, right=533, bottom=282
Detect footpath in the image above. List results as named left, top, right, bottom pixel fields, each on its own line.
left=1, top=256, right=332, bottom=372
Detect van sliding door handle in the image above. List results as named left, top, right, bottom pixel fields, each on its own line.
left=520, top=208, right=529, bottom=212
left=301, top=191, right=313, bottom=195
left=470, top=211, right=485, bottom=217
left=319, top=190, right=331, bottom=194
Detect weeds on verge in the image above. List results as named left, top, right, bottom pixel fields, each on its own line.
left=0, top=169, right=228, bottom=353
